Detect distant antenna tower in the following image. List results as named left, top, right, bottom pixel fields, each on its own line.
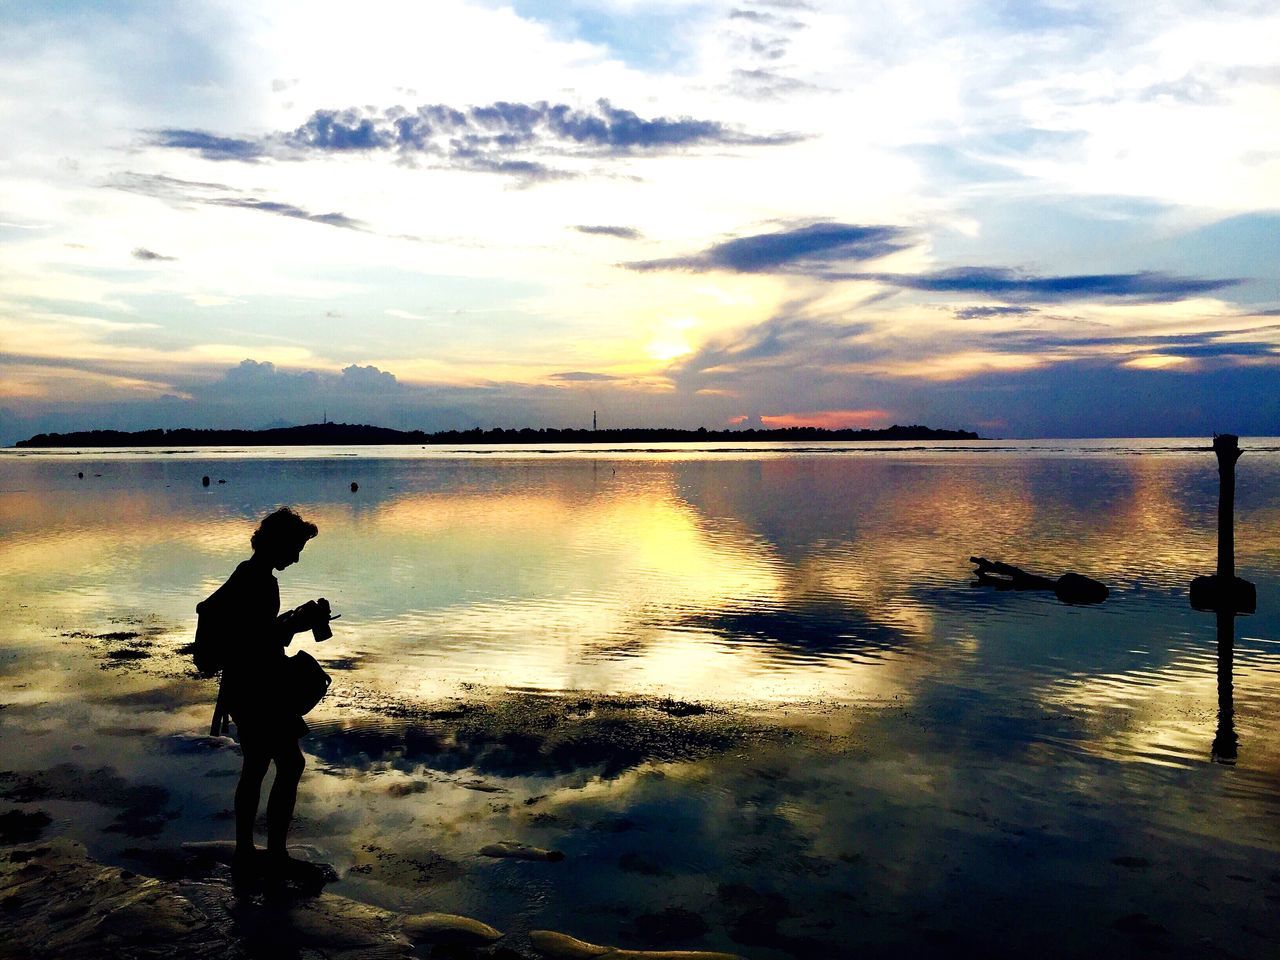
left=323, top=408, right=327, bottom=425
left=593, top=410, right=597, bottom=431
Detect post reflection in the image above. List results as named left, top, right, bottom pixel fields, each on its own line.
left=1211, top=609, right=1238, bottom=765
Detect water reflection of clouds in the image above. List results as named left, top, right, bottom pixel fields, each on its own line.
left=5, top=448, right=1280, bottom=956
left=4, top=449, right=1280, bottom=748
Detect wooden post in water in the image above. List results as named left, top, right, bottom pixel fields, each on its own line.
left=1214, top=434, right=1240, bottom=582
left=1189, top=435, right=1252, bottom=761
left=1190, top=433, right=1256, bottom=614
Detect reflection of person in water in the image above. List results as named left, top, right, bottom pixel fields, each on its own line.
left=213, top=507, right=330, bottom=884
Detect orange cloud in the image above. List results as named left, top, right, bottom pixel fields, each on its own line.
left=760, top=409, right=890, bottom=429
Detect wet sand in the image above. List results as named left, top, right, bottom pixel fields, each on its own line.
left=0, top=616, right=810, bottom=958
left=1, top=838, right=759, bottom=959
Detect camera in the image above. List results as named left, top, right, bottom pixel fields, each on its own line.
left=297, top=598, right=334, bottom=642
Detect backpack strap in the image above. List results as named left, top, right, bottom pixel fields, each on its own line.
left=209, top=681, right=229, bottom=736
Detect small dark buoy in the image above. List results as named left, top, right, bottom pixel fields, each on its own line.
left=77, top=471, right=84, bottom=479
left=217, top=479, right=226, bottom=484
left=202, top=475, right=210, bottom=487
left=350, top=481, right=359, bottom=492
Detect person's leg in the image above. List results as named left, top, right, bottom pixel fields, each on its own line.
left=265, top=738, right=305, bottom=860
left=235, top=743, right=271, bottom=858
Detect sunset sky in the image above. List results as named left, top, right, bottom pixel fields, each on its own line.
left=2, top=0, right=1278, bottom=443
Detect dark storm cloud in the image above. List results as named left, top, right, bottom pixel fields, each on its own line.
left=574, top=225, right=642, bottom=240
left=131, top=247, right=175, bottom=261
left=550, top=371, right=621, bottom=382
left=627, top=222, right=913, bottom=273
left=845, top=267, right=1240, bottom=303
left=149, top=100, right=802, bottom=182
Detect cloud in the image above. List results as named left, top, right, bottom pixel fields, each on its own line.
left=549, top=371, right=621, bottom=382
left=758, top=409, right=890, bottom=429
left=671, top=313, right=885, bottom=397
left=110, top=173, right=367, bottom=232
left=999, top=325, right=1280, bottom=360
left=203, top=197, right=366, bottom=231
left=574, top=225, right=642, bottom=240
left=107, top=172, right=234, bottom=202
left=339, top=364, right=399, bottom=392
left=131, top=247, right=175, bottom=261
left=669, top=303, right=1280, bottom=416
left=627, top=222, right=913, bottom=273
left=390, top=99, right=795, bottom=151
left=148, top=99, right=802, bottom=183
left=728, top=68, right=822, bottom=100
left=849, top=268, right=1241, bottom=303
left=147, top=129, right=266, bottom=161
left=216, top=359, right=321, bottom=394
left=288, top=110, right=391, bottom=150
left=207, top=359, right=401, bottom=399
left=953, top=305, right=1038, bottom=320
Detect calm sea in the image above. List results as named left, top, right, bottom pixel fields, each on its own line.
left=1, top=439, right=1278, bottom=957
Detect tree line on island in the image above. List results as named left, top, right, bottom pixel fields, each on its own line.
left=15, top=422, right=982, bottom=447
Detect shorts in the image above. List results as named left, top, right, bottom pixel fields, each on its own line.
left=232, top=709, right=309, bottom=755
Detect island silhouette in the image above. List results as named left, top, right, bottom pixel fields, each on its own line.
left=16, top=421, right=981, bottom=447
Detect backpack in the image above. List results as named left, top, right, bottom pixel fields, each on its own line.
left=193, top=580, right=234, bottom=677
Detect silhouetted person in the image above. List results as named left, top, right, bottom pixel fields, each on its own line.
left=207, top=507, right=331, bottom=886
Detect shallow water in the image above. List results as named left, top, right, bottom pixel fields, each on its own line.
left=1, top=440, right=1278, bottom=957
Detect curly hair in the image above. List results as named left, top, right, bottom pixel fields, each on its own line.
left=250, top=507, right=318, bottom=553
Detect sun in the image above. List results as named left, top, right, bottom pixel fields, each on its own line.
left=645, top=316, right=698, bottom=362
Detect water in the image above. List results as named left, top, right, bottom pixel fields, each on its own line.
left=1, top=440, right=1278, bottom=957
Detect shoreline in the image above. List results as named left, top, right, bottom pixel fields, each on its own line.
left=13, top=423, right=982, bottom=449
left=0, top=838, right=744, bottom=959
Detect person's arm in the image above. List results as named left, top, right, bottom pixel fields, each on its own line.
left=273, top=607, right=310, bottom=647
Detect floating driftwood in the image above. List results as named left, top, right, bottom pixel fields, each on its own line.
left=970, top=557, right=1108, bottom=605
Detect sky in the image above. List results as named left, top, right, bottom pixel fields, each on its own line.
left=1, top=0, right=1278, bottom=443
